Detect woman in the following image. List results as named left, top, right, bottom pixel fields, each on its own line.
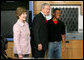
left=13, top=7, right=31, bottom=59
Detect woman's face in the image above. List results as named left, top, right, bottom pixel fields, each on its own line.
left=19, top=12, right=27, bottom=21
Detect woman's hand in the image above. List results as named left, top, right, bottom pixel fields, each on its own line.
left=18, top=54, right=23, bottom=59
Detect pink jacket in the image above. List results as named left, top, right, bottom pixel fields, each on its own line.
left=13, top=20, right=31, bottom=54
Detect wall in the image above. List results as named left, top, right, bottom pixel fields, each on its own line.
left=33, top=1, right=83, bottom=15
left=33, top=1, right=83, bottom=33
left=48, top=5, right=83, bottom=33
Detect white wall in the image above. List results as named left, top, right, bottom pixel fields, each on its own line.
left=80, top=15, right=83, bottom=29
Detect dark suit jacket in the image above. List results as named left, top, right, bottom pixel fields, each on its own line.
left=31, top=12, right=48, bottom=51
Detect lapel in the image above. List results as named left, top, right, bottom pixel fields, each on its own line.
left=39, top=12, right=47, bottom=23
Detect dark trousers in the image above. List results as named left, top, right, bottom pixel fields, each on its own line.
left=32, top=48, right=45, bottom=58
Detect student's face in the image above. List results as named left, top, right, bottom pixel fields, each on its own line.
left=42, top=5, right=50, bottom=16
left=54, top=10, right=61, bottom=19
left=19, top=12, right=27, bottom=21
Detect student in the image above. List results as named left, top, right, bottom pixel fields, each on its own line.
left=47, top=8, right=66, bottom=59
left=31, top=3, right=50, bottom=58
left=13, top=7, right=31, bottom=59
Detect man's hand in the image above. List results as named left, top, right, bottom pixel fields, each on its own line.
left=38, top=43, right=42, bottom=51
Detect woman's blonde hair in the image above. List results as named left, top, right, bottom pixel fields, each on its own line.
left=15, top=7, right=27, bottom=19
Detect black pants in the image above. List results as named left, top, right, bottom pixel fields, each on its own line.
left=32, top=48, right=45, bottom=58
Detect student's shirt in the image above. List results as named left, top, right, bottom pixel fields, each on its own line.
left=47, top=19, right=65, bottom=42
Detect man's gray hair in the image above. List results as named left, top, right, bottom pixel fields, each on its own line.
left=41, top=3, right=50, bottom=10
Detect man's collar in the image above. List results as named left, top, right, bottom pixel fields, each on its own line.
left=41, top=11, right=46, bottom=17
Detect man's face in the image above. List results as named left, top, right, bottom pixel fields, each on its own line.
left=42, top=5, right=50, bottom=16
left=54, top=10, right=61, bottom=19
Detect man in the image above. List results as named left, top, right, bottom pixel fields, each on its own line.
left=31, top=3, right=50, bottom=58
left=47, top=8, right=66, bottom=59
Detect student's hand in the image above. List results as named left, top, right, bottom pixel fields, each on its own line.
left=38, top=44, right=42, bottom=51
left=62, top=44, right=66, bottom=52
left=18, top=54, right=23, bottom=59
